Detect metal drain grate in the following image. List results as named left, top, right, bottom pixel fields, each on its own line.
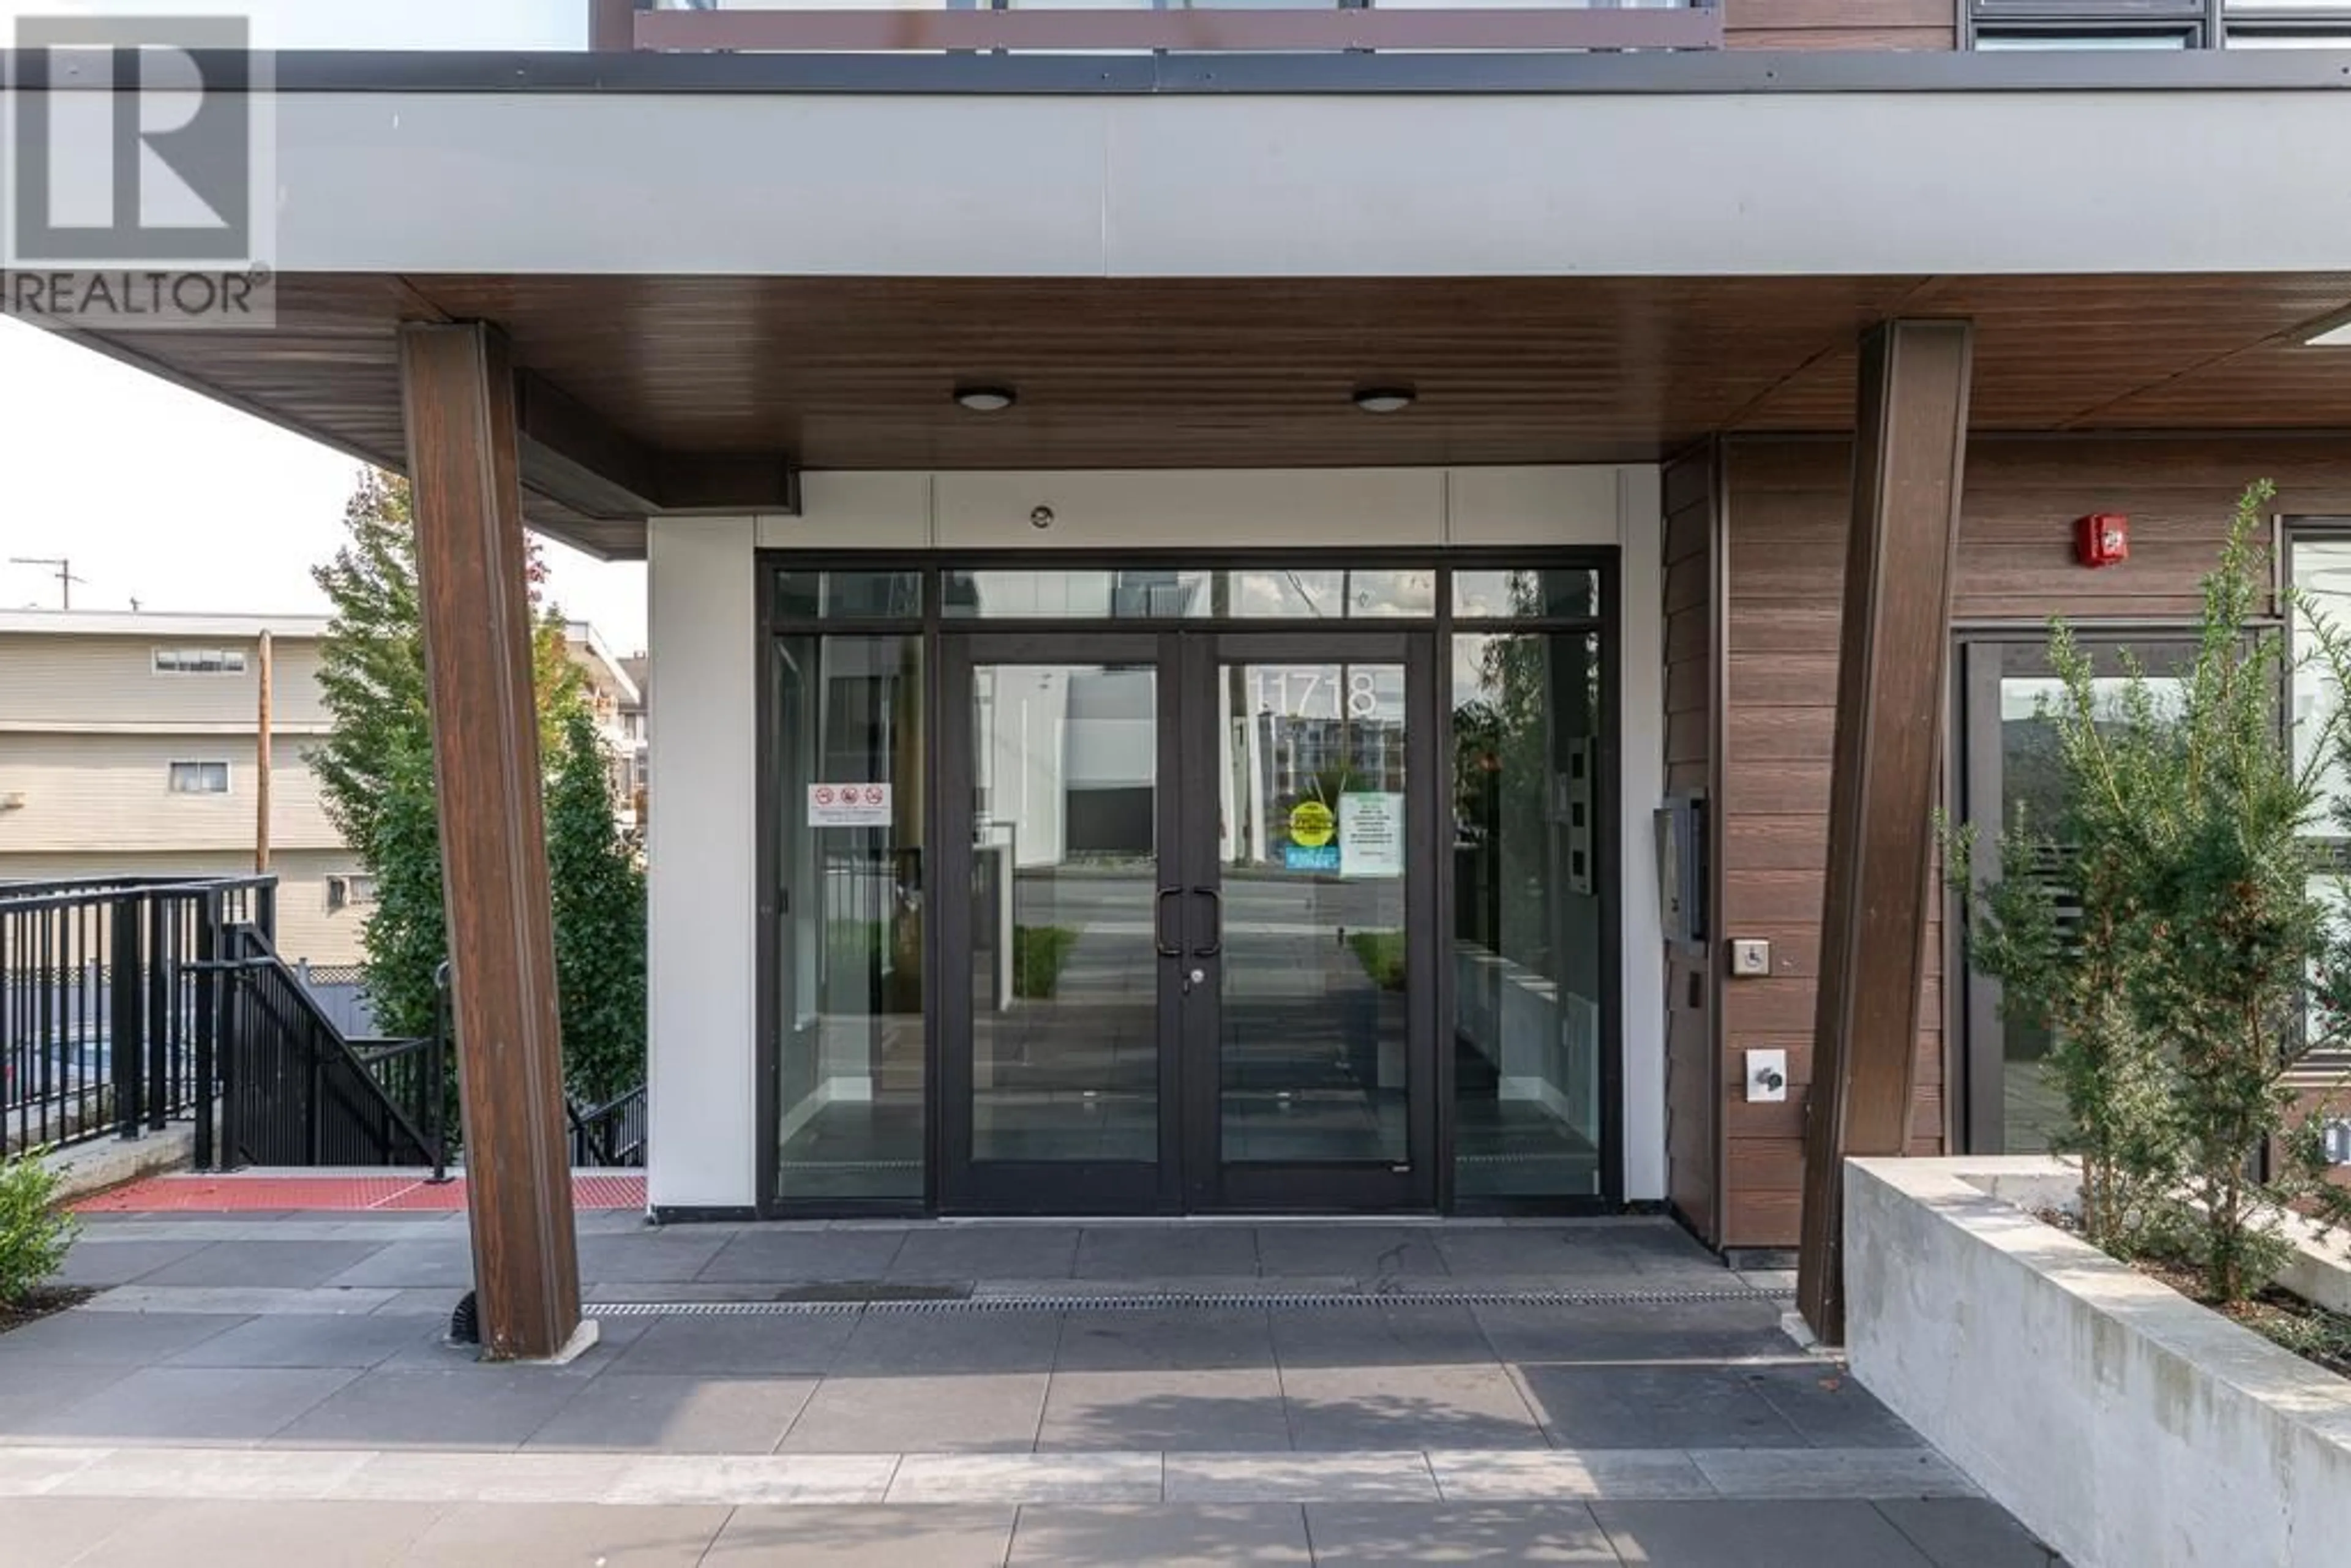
left=593, top=1285, right=1791, bottom=1318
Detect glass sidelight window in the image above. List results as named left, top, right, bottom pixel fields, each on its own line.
left=771, top=634, right=927, bottom=1200
left=1450, top=631, right=1607, bottom=1198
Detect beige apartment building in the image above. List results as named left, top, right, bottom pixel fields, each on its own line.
left=0, top=610, right=642, bottom=967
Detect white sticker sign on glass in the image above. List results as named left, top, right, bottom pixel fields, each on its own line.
left=808, top=782, right=892, bottom=828
left=1339, top=792, right=1404, bottom=880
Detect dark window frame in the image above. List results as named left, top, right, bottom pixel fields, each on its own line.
left=751, top=552, right=1621, bottom=1221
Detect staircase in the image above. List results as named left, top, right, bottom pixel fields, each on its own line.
left=204, top=923, right=442, bottom=1171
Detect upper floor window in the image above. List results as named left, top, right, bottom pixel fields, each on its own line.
left=1970, top=0, right=2351, bottom=45
left=167, top=760, right=231, bottom=795
left=154, top=647, right=246, bottom=675
left=2224, top=0, right=2351, bottom=47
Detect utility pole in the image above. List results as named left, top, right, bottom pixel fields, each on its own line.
left=7, top=556, right=86, bottom=609
left=254, top=629, right=273, bottom=874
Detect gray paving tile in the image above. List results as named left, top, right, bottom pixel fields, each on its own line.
left=1431, top=1229, right=1656, bottom=1280
left=367, top=1288, right=472, bottom=1318
left=783, top=1371, right=1050, bottom=1452
left=53, top=1238, right=215, bottom=1287
left=1592, top=1499, right=1938, bottom=1567
left=1040, top=1368, right=1292, bottom=1452
left=337, top=1450, right=634, bottom=1502
left=696, top=1229, right=909, bottom=1283
left=1472, top=1299, right=1793, bottom=1364
left=890, top=1225, right=1082, bottom=1281
left=1009, top=1503, right=1311, bottom=1566
left=1074, top=1226, right=1259, bottom=1279
left=1252, top=1226, right=1450, bottom=1281
left=889, top=1452, right=1162, bottom=1504
left=575, top=1231, right=734, bottom=1284
left=134, top=1240, right=391, bottom=1289
left=0, top=1309, right=247, bottom=1367
left=1740, top=1365, right=1922, bottom=1448
left=1305, top=1501, right=1621, bottom=1563
left=163, top=1312, right=444, bottom=1370
left=709, top=1504, right=1018, bottom=1565
left=70, top=1498, right=444, bottom=1568
left=1690, top=1447, right=1976, bottom=1501
left=603, top=1311, right=860, bottom=1375
left=1272, top=1304, right=1493, bottom=1370
left=1164, top=1452, right=1436, bottom=1502
left=522, top=1372, right=817, bottom=1453
left=1054, top=1307, right=1275, bottom=1372
left=1510, top=1365, right=1807, bottom=1449
left=1874, top=1498, right=2066, bottom=1567
left=1280, top=1365, right=1544, bottom=1451
left=318, top=1241, right=478, bottom=1290
left=607, top=1454, right=898, bottom=1506
left=48, top=1447, right=375, bottom=1499
left=832, top=1307, right=1063, bottom=1374
left=1427, top=1448, right=1714, bottom=1502
left=402, top=1501, right=729, bottom=1566
left=0, top=1362, right=137, bottom=1430
left=0, top=1496, right=165, bottom=1568
left=269, top=1366, right=594, bottom=1450
left=7, top=1365, right=360, bottom=1444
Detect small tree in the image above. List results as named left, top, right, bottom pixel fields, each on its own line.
left=546, top=703, right=648, bottom=1105
left=1944, top=623, right=2184, bottom=1256
left=1953, top=481, right=2351, bottom=1303
left=0, top=1151, right=77, bottom=1307
left=313, top=468, right=640, bottom=1104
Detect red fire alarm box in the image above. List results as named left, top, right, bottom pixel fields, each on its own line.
left=2077, top=512, right=2129, bottom=569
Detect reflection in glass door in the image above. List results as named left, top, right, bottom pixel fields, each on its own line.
left=1213, top=659, right=1411, bottom=1164
left=941, top=634, right=1176, bottom=1210
left=1956, top=638, right=2194, bottom=1153
left=1185, top=634, right=1434, bottom=1210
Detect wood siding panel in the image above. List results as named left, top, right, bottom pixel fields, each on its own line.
left=1713, top=432, right=2351, bottom=1250
left=1724, top=0, right=1955, bottom=51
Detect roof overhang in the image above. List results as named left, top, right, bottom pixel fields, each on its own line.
left=7, top=52, right=2351, bottom=557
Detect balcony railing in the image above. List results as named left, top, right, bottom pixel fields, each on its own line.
left=602, top=0, right=1725, bottom=54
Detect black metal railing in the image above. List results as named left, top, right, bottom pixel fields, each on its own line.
left=569, top=1082, right=648, bottom=1168
left=206, top=924, right=440, bottom=1171
left=1, top=874, right=272, bottom=1157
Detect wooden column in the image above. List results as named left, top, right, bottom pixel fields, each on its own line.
left=1796, top=319, right=1974, bottom=1346
left=399, top=322, right=582, bottom=1361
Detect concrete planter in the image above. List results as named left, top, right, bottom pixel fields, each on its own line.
left=1844, top=1155, right=2351, bottom=1568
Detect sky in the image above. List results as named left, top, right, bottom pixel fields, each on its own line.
left=0, top=1, right=648, bottom=652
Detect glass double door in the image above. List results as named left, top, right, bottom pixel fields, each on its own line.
left=940, top=630, right=1437, bottom=1212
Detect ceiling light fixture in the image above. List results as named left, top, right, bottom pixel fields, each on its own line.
left=1352, top=386, right=1415, bottom=415
left=954, top=385, right=1016, bottom=413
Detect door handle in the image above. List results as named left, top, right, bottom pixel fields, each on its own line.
left=1192, top=887, right=1221, bottom=958
left=1155, top=887, right=1182, bottom=958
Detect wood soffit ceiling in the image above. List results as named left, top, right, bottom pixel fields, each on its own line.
left=83, top=271, right=2351, bottom=557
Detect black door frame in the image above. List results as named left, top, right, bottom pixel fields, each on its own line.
left=936, top=629, right=1185, bottom=1213
left=1182, top=629, right=1441, bottom=1212
left=933, top=627, right=1441, bottom=1214
left=1949, top=631, right=2201, bottom=1154
left=754, top=551, right=1621, bottom=1220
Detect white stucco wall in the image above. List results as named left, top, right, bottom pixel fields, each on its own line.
left=645, top=515, right=760, bottom=1210
left=650, top=467, right=1668, bottom=1207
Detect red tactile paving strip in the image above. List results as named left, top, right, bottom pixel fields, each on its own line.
left=71, top=1172, right=647, bottom=1214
